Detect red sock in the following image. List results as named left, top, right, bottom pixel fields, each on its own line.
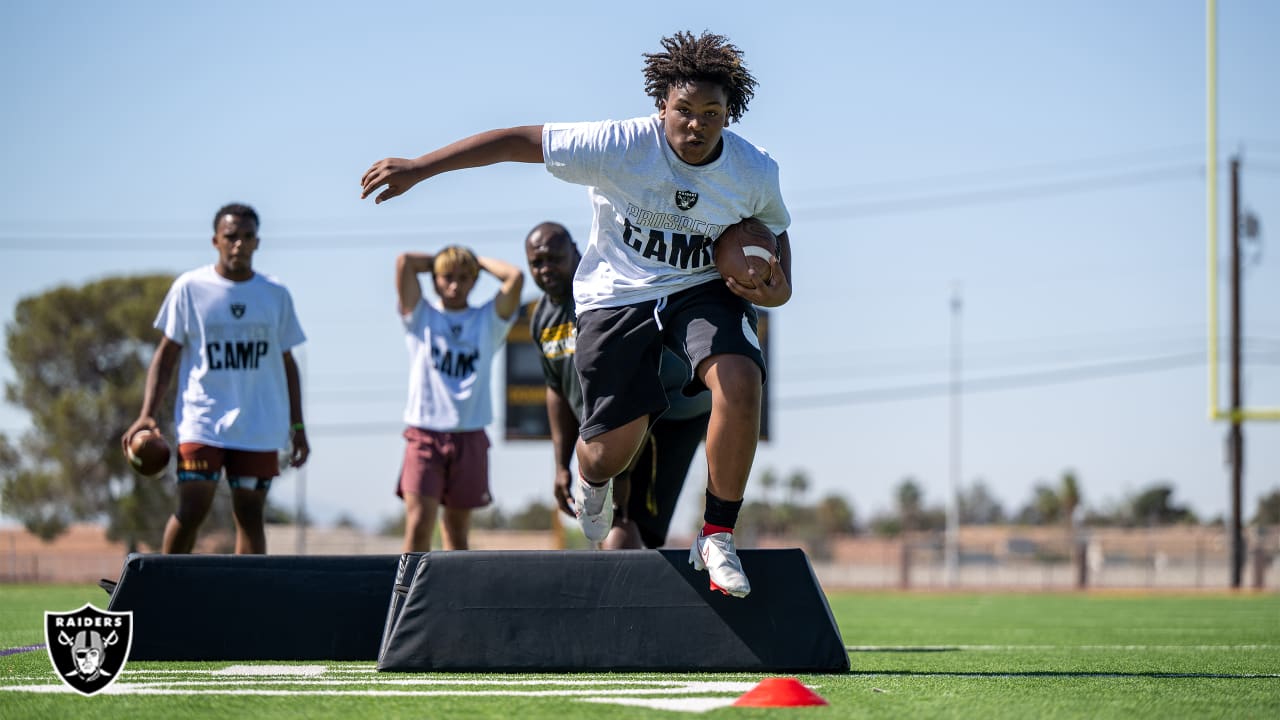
left=701, top=523, right=734, bottom=537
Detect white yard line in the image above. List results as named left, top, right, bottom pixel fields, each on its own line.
left=0, top=672, right=765, bottom=718
left=213, top=665, right=326, bottom=676
left=581, top=697, right=739, bottom=713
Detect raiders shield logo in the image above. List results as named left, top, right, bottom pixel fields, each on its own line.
left=675, top=190, right=699, bottom=211
left=231, top=303, right=246, bottom=318
left=45, top=604, right=132, bottom=696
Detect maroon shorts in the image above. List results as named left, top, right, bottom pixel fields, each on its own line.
left=396, top=427, right=492, bottom=508
left=177, top=443, right=279, bottom=490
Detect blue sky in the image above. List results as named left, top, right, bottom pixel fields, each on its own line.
left=2, top=1, right=1278, bottom=535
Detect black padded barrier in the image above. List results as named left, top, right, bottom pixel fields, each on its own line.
left=378, top=549, right=849, bottom=672
left=107, top=553, right=402, bottom=661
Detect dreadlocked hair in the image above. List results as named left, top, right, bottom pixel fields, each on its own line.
left=642, top=31, right=757, bottom=123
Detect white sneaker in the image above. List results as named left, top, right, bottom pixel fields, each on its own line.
left=689, top=532, right=751, bottom=598
left=576, top=478, right=613, bottom=543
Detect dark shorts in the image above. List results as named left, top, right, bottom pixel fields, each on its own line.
left=574, top=279, right=765, bottom=440
left=626, top=412, right=710, bottom=548
left=397, top=427, right=492, bottom=509
left=177, top=443, right=278, bottom=491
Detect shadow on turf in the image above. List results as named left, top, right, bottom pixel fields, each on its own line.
left=849, top=670, right=1273, bottom=679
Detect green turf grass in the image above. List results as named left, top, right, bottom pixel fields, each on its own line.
left=1, top=584, right=1276, bottom=719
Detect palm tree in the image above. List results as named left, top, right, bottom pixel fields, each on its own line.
left=896, top=478, right=923, bottom=532
left=785, top=470, right=810, bottom=506
left=1032, top=483, right=1061, bottom=525
left=1060, top=470, right=1081, bottom=530
left=759, top=468, right=778, bottom=507
left=1059, top=470, right=1083, bottom=572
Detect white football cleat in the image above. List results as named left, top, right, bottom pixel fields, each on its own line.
left=576, top=478, right=613, bottom=544
left=690, top=532, right=751, bottom=598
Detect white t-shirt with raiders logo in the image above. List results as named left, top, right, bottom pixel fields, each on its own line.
left=542, top=114, right=790, bottom=312
left=155, top=265, right=306, bottom=451
left=402, top=297, right=516, bottom=431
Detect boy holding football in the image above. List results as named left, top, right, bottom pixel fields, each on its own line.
left=362, top=31, right=791, bottom=597
left=122, top=203, right=308, bottom=555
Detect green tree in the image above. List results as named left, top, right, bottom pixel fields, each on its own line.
left=0, top=275, right=175, bottom=548
left=469, top=506, right=508, bottom=530
left=758, top=467, right=778, bottom=506
left=958, top=479, right=1005, bottom=525
left=1129, top=483, right=1196, bottom=526
left=784, top=469, right=810, bottom=506
left=814, top=493, right=856, bottom=536
left=1060, top=470, right=1081, bottom=528
left=508, top=501, right=553, bottom=531
left=735, top=499, right=774, bottom=536
left=332, top=512, right=362, bottom=530
left=895, top=477, right=923, bottom=531
left=1015, top=482, right=1062, bottom=525
left=1254, top=488, right=1280, bottom=526
left=378, top=512, right=407, bottom=538
left=869, top=513, right=903, bottom=537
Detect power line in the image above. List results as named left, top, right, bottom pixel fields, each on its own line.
left=777, top=352, right=1206, bottom=409
left=0, top=160, right=1210, bottom=251
left=3, top=351, right=1274, bottom=438
left=0, top=224, right=537, bottom=252
left=801, top=164, right=1201, bottom=221
left=301, top=352, right=1275, bottom=428
left=781, top=335, right=1280, bottom=382
left=817, top=144, right=1204, bottom=197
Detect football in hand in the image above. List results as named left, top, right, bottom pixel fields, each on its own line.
left=714, top=218, right=777, bottom=290
left=126, top=429, right=171, bottom=477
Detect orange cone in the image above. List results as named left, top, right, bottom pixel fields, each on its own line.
left=732, top=677, right=829, bottom=707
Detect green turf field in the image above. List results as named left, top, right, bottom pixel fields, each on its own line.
left=1, top=583, right=1277, bottom=718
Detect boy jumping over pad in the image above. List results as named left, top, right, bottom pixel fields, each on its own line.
left=361, top=31, right=792, bottom=597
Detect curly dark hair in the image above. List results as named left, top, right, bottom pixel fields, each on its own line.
left=213, top=202, right=259, bottom=231
left=643, top=31, right=757, bottom=123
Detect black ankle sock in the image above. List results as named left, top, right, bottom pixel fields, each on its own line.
left=703, top=490, right=743, bottom=529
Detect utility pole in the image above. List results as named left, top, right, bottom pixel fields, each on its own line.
left=1228, top=155, right=1243, bottom=588
left=945, top=284, right=962, bottom=586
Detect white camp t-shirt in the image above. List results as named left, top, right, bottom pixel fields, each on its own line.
left=402, top=297, right=516, bottom=431
left=542, top=114, right=790, bottom=312
left=155, top=265, right=306, bottom=451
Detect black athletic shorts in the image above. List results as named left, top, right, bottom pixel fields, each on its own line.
left=574, top=279, right=766, bottom=440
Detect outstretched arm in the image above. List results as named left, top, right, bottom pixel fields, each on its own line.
left=479, top=255, right=524, bottom=321
left=361, top=125, right=545, bottom=204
